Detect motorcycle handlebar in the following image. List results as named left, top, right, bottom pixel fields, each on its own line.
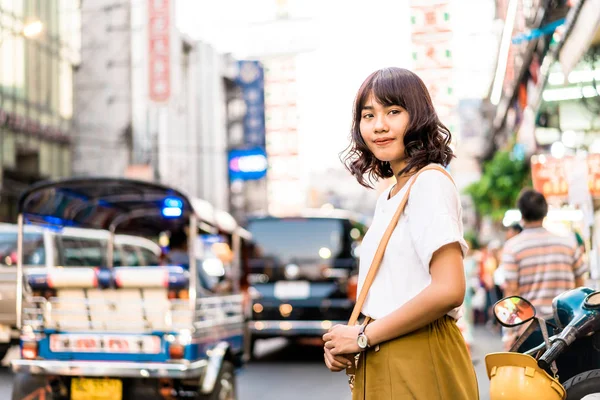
left=538, top=340, right=567, bottom=371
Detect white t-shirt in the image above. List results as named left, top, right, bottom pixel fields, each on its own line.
left=357, top=167, right=469, bottom=320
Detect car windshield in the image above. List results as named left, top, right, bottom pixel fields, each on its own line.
left=0, top=232, right=46, bottom=266
left=247, top=218, right=344, bottom=265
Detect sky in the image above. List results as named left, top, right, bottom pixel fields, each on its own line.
left=175, top=0, right=499, bottom=186
left=176, top=0, right=415, bottom=173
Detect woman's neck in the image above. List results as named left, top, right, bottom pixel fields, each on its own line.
left=523, top=221, right=544, bottom=229
left=390, top=159, right=408, bottom=177
left=388, top=160, right=413, bottom=198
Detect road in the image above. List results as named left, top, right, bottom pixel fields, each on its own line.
left=0, top=326, right=502, bottom=399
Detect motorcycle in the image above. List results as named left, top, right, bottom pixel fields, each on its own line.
left=487, top=288, right=600, bottom=400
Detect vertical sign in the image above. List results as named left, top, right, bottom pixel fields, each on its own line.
left=148, top=0, right=170, bottom=102
left=235, top=61, right=266, bottom=148
left=410, top=0, right=456, bottom=134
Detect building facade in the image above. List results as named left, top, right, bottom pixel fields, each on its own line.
left=72, top=1, right=132, bottom=178
left=74, top=0, right=233, bottom=212
left=0, top=0, right=80, bottom=222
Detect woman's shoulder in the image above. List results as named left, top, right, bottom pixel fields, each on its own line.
left=411, top=164, right=456, bottom=195
left=404, top=164, right=461, bottom=216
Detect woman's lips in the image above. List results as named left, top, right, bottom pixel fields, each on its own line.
left=374, top=138, right=394, bottom=146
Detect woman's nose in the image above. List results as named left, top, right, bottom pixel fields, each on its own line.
left=374, top=115, right=388, bottom=132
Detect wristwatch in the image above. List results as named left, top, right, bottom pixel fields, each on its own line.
left=357, top=324, right=370, bottom=350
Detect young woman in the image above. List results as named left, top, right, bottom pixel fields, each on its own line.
left=322, top=67, right=479, bottom=399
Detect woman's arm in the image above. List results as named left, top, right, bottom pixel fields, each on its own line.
left=323, top=242, right=465, bottom=355
left=363, top=242, right=465, bottom=345
left=323, top=171, right=467, bottom=356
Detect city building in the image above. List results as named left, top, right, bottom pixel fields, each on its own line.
left=74, top=0, right=233, bottom=211
left=488, top=0, right=600, bottom=278
left=486, top=0, right=573, bottom=159
left=0, top=0, right=81, bottom=222
left=196, top=0, right=320, bottom=218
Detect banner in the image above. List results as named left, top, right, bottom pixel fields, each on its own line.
left=236, top=61, right=266, bottom=148
left=148, top=0, right=171, bottom=103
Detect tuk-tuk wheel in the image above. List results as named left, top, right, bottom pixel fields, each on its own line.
left=11, top=373, right=51, bottom=400
left=199, top=360, right=236, bottom=400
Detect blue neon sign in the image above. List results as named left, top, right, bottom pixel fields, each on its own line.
left=228, top=147, right=268, bottom=181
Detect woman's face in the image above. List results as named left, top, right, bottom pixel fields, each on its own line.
left=359, top=94, right=410, bottom=167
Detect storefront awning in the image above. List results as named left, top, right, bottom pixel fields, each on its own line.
left=559, top=0, right=600, bottom=77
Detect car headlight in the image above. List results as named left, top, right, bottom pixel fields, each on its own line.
left=285, top=264, right=299, bottom=279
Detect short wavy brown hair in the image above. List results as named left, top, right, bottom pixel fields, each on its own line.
left=341, top=67, right=454, bottom=188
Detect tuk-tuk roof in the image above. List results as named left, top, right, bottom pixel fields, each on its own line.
left=18, top=177, right=202, bottom=236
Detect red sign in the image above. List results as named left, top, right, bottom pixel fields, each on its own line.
left=148, top=0, right=170, bottom=103
left=531, top=154, right=600, bottom=198
left=410, top=3, right=452, bottom=36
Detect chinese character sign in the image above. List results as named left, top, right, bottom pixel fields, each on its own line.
left=236, top=61, right=266, bottom=148
left=148, top=0, right=171, bottom=103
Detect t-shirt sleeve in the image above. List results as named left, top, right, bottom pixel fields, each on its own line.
left=406, top=169, right=469, bottom=269
left=500, top=243, right=519, bottom=284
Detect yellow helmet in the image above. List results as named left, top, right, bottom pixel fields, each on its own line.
left=485, top=352, right=566, bottom=400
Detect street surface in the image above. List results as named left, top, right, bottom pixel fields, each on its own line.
left=0, top=326, right=502, bottom=399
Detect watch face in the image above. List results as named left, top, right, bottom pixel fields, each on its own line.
left=357, top=334, right=368, bottom=349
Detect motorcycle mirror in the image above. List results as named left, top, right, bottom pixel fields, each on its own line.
left=584, top=291, right=600, bottom=309
left=493, top=296, right=536, bottom=327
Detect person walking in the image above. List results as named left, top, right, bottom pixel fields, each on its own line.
left=501, top=189, right=587, bottom=346
left=322, top=67, right=478, bottom=399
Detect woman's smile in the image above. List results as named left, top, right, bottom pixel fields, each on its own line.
left=373, top=137, right=395, bottom=147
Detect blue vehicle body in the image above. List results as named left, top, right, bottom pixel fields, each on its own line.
left=514, top=287, right=600, bottom=384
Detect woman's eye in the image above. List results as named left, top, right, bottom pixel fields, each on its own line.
left=389, top=109, right=401, bottom=115
left=362, top=114, right=373, bottom=119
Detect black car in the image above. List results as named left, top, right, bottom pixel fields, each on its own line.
left=245, top=210, right=368, bottom=355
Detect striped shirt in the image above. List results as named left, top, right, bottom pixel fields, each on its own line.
left=501, top=227, right=586, bottom=315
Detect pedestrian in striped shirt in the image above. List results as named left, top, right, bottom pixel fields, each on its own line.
left=501, top=189, right=587, bottom=317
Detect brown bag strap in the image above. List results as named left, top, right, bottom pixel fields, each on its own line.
left=347, top=164, right=455, bottom=326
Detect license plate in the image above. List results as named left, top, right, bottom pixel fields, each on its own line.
left=71, top=378, right=122, bottom=400
left=50, top=334, right=161, bottom=354
left=274, top=281, right=310, bottom=299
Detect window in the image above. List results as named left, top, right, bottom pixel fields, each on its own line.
left=113, top=245, right=124, bottom=267
left=121, top=245, right=141, bottom=267
left=61, top=237, right=105, bottom=266
left=0, top=232, right=45, bottom=266
left=139, top=247, right=160, bottom=266
left=247, top=218, right=344, bottom=264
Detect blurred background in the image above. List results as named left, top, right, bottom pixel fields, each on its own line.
left=1, top=0, right=599, bottom=399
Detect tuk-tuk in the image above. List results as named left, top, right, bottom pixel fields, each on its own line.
left=10, top=177, right=250, bottom=400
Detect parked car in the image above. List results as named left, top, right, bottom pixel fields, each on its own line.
left=0, top=223, right=162, bottom=359
left=245, top=209, right=368, bottom=356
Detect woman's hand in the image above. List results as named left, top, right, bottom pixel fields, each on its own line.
left=323, top=347, right=354, bottom=372
left=322, top=324, right=361, bottom=355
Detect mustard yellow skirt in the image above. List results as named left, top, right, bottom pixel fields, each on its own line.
left=352, top=316, right=479, bottom=400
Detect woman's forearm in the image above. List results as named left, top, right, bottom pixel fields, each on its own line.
left=364, top=282, right=462, bottom=346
